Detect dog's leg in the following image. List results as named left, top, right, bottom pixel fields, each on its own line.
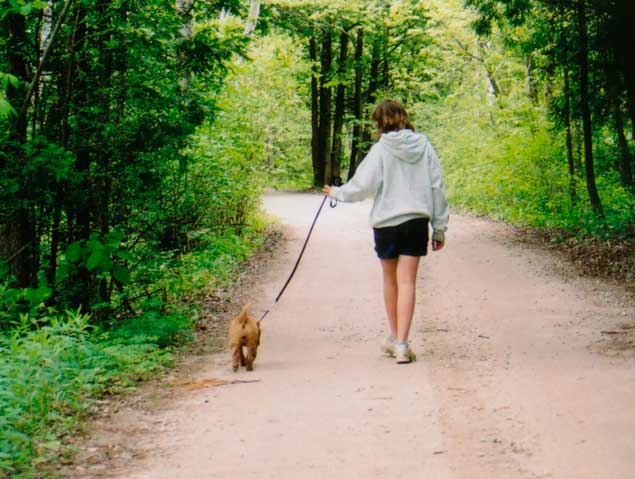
left=231, top=344, right=241, bottom=372
left=245, top=345, right=258, bottom=371
left=239, top=345, right=246, bottom=366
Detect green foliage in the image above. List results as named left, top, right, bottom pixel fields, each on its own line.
left=0, top=262, right=52, bottom=329
left=107, top=310, right=191, bottom=349
left=0, top=72, right=18, bottom=118
left=199, top=33, right=313, bottom=190
left=0, top=282, right=52, bottom=329
left=133, top=223, right=267, bottom=306
left=64, top=231, right=130, bottom=281
left=0, top=0, right=256, bottom=307
left=0, top=309, right=173, bottom=478
left=0, top=1, right=276, bottom=476
left=0, top=221, right=267, bottom=477
left=412, top=0, right=635, bottom=239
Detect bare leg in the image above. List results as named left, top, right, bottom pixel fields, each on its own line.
left=396, top=255, right=421, bottom=343
left=380, top=258, right=398, bottom=337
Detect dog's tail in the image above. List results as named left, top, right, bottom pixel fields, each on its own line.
left=238, top=303, right=251, bottom=326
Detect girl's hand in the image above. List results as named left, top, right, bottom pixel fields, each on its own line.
left=322, top=185, right=332, bottom=196
left=432, top=239, right=445, bottom=251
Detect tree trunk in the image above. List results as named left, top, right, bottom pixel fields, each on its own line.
left=1, top=11, right=38, bottom=287
left=348, top=29, right=364, bottom=181
left=381, top=27, right=390, bottom=90
left=71, top=7, right=94, bottom=310
left=357, top=37, right=382, bottom=162
left=476, top=38, right=500, bottom=99
left=366, top=37, right=381, bottom=106
left=243, top=0, right=261, bottom=35
left=563, top=63, right=577, bottom=205
left=309, top=36, right=320, bottom=185
left=526, top=54, right=538, bottom=103
left=317, top=30, right=333, bottom=187
left=329, top=30, right=348, bottom=185
left=48, top=204, right=62, bottom=292
left=623, top=69, right=635, bottom=162
left=611, top=3, right=635, bottom=152
left=96, top=0, right=114, bottom=308
left=3, top=8, right=27, bottom=171
left=74, top=26, right=91, bottom=241
left=577, top=0, right=603, bottom=216
left=606, top=74, right=633, bottom=188
left=574, top=118, right=583, bottom=176
left=176, top=0, right=194, bottom=123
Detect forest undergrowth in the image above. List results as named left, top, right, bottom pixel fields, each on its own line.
left=0, top=220, right=270, bottom=478
left=511, top=225, right=635, bottom=289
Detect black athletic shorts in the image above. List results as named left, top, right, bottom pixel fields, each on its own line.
left=373, top=218, right=430, bottom=259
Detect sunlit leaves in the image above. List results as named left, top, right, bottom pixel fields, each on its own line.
left=3, top=0, right=48, bottom=18
left=0, top=73, right=18, bottom=119
left=64, top=231, right=130, bottom=285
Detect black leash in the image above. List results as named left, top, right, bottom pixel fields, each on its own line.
left=259, top=194, right=337, bottom=321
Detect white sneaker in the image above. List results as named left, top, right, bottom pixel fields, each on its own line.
left=381, top=336, right=396, bottom=357
left=395, top=343, right=416, bottom=364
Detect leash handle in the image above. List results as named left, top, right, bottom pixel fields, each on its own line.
left=329, top=177, right=341, bottom=208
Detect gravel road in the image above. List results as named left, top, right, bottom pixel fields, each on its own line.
left=67, top=191, right=635, bottom=479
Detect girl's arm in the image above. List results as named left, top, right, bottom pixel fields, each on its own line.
left=324, top=146, right=382, bottom=202
left=427, top=143, right=449, bottom=243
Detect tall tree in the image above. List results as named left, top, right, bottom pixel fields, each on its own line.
left=328, top=29, right=349, bottom=185
left=309, top=36, right=320, bottom=184
left=576, top=0, right=603, bottom=215
left=2, top=8, right=37, bottom=287
left=1, top=0, right=253, bottom=316
left=316, top=28, right=333, bottom=186
left=348, top=28, right=364, bottom=180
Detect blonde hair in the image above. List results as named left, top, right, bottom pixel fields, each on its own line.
left=372, top=99, right=414, bottom=139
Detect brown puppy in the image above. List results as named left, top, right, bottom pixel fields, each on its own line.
left=228, top=304, right=261, bottom=372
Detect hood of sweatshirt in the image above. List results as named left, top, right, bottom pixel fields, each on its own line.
left=378, top=129, right=427, bottom=164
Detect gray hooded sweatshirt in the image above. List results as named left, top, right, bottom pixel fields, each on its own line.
left=329, top=129, right=449, bottom=242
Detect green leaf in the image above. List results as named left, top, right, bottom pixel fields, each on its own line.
left=0, top=260, right=9, bottom=279
left=24, top=286, right=51, bottom=304
left=105, top=230, right=124, bottom=245
left=0, top=97, right=14, bottom=119
left=65, top=241, right=83, bottom=262
left=112, top=265, right=131, bottom=284
left=7, top=74, right=18, bottom=88
left=115, top=250, right=135, bottom=262
left=86, top=250, right=107, bottom=271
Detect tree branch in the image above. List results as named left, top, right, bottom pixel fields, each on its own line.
left=14, top=0, right=74, bottom=131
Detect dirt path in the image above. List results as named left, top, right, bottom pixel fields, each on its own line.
left=67, top=191, right=635, bottom=479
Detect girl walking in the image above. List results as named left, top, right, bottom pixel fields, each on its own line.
left=323, top=99, right=449, bottom=364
